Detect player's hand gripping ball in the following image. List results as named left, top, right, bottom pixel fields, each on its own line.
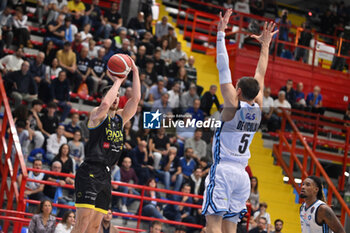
left=107, top=54, right=133, bottom=79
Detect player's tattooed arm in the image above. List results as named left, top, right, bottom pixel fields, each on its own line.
left=317, top=205, right=345, bottom=233
left=251, top=22, right=278, bottom=108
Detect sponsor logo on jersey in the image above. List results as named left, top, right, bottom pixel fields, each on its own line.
left=103, top=142, right=110, bottom=149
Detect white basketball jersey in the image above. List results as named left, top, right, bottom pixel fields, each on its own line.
left=300, top=200, right=332, bottom=233
left=213, top=101, right=261, bottom=166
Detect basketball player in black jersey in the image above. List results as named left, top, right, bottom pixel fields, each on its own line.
left=71, top=60, right=140, bottom=233
left=300, top=176, right=345, bottom=233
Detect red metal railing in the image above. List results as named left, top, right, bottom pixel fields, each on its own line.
left=10, top=167, right=252, bottom=231
left=0, top=75, right=28, bottom=232
left=273, top=108, right=350, bottom=225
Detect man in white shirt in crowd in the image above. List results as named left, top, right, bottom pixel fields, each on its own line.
left=18, top=159, right=45, bottom=200
left=0, top=47, right=24, bottom=74
left=185, top=128, right=207, bottom=163
left=262, top=87, right=278, bottom=131
left=273, top=90, right=291, bottom=114
left=168, top=82, right=181, bottom=109
left=169, top=42, right=188, bottom=63
left=46, top=124, right=67, bottom=161
left=155, top=16, right=174, bottom=41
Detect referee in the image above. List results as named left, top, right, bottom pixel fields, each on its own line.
left=71, top=60, right=140, bottom=233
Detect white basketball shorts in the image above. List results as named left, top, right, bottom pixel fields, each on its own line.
left=202, top=161, right=250, bottom=223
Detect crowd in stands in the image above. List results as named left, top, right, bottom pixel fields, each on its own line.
left=0, top=0, right=329, bottom=232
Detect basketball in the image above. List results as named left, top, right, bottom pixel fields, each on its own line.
left=107, top=54, right=133, bottom=78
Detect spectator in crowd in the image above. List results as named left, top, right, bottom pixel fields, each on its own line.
left=271, top=219, right=283, bottom=233
left=104, top=2, right=123, bottom=38
left=320, top=10, right=335, bottom=36
left=152, top=92, right=172, bottom=115
left=189, top=167, right=205, bottom=201
left=163, top=183, right=195, bottom=224
left=160, top=39, right=171, bottom=64
left=28, top=200, right=56, bottom=233
left=185, top=56, right=197, bottom=85
left=36, top=0, right=57, bottom=26
left=18, top=159, right=45, bottom=201
left=294, top=82, right=306, bottom=109
left=153, top=47, right=166, bottom=76
left=273, top=91, right=291, bottom=114
left=76, top=46, right=93, bottom=93
left=118, top=87, right=132, bottom=109
left=200, top=85, right=220, bottom=116
left=280, top=79, right=296, bottom=107
left=67, top=0, right=88, bottom=28
left=11, top=7, right=30, bottom=47
left=90, top=47, right=108, bottom=96
left=71, top=32, right=83, bottom=56
left=98, top=209, right=119, bottom=233
left=87, top=39, right=99, bottom=59
left=55, top=211, right=75, bottom=233
left=249, top=176, right=260, bottom=213
left=272, top=9, right=291, bottom=57
left=185, top=129, right=207, bottom=163
left=149, top=80, right=167, bottom=102
left=46, top=125, right=68, bottom=161
left=250, top=0, right=264, bottom=16
left=102, top=38, right=115, bottom=62
left=28, top=100, right=45, bottom=150
left=186, top=99, right=204, bottom=122
left=130, top=140, right=153, bottom=185
left=253, top=202, right=271, bottom=230
left=30, top=52, right=46, bottom=82
left=176, top=67, right=189, bottom=92
left=127, top=11, right=146, bottom=36
left=295, top=22, right=312, bottom=63
left=47, top=0, right=69, bottom=25
left=131, top=105, right=142, bottom=133
left=168, top=82, right=181, bottom=109
left=136, top=45, right=147, bottom=69
left=161, top=26, right=177, bottom=50
left=50, top=70, right=72, bottom=122
left=85, top=0, right=106, bottom=40
left=42, top=161, right=67, bottom=202
left=159, top=147, right=184, bottom=191
left=249, top=217, right=268, bottom=233
left=261, top=87, right=278, bottom=132
left=148, top=221, right=162, bottom=233
left=123, top=120, right=137, bottom=149
left=0, top=6, right=14, bottom=48
left=149, top=127, right=170, bottom=170
left=64, top=113, right=81, bottom=139
left=138, top=31, right=155, bottom=56
left=170, top=42, right=188, bottom=62
left=120, top=156, right=139, bottom=213
left=13, top=120, right=30, bottom=159
left=175, top=225, right=187, bottom=233
left=40, top=102, right=59, bottom=138
left=0, top=47, right=24, bottom=74
left=46, top=58, right=62, bottom=81
left=68, top=130, right=85, bottom=167
left=52, top=144, right=75, bottom=178
left=113, top=27, right=127, bottom=49
left=180, top=147, right=197, bottom=182
left=306, top=86, right=324, bottom=115
left=64, top=16, right=78, bottom=43
left=56, top=41, right=81, bottom=92
left=155, top=16, right=173, bottom=41
left=143, top=59, right=158, bottom=86
left=43, top=41, right=58, bottom=66
left=80, top=23, right=92, bottom=46
left=116, top=39, right=132, bottom=56
left=141, top=178, right=164, bottom=220
left=234, top=0, right=250, bottom=14
left=45, top=13, right=66, bottom=48
left=181, top=84, right=199, bottom=111
left=4, top=61, right=37, bottom=108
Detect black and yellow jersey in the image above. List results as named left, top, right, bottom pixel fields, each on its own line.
left=84, top=114, right=124, bottom=167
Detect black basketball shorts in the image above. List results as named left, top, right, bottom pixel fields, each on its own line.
left=75, top=162, right=111, bottom=214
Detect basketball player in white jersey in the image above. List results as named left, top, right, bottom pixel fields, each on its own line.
left=202, top=9, right=278, bottom=233
left=300, top=176, right=345, bottom=233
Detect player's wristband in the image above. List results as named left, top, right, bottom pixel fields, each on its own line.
left=56, top=179, right=59, bottom=183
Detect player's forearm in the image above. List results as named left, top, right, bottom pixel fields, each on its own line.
left=130, top=68, right=141, bottom=102
left=216, top=31, right=232, bottom=84
left=254, top=45, right=269, bottom=85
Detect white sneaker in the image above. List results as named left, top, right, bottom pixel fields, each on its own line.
left=121, top=205, right=128, bottom=212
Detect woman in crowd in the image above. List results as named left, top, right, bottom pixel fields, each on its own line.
left=52, top=144, right=74, bottom=175
left=28, top=200, right=56, bottom=233
left=140, top=178, right=164, bottom=219
left=68, top=130, right=85, bottom=168
left=42, top=40, right=57, bottom=66
left=160, top=39, right=171, bottom=64
left=46, top=58, right=62, bottom=81
left=55, top=210, right=75, bottom=233
left=249, top=176, right=260, bottom=213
